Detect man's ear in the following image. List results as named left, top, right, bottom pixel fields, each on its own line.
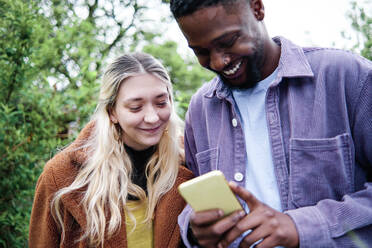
left=250, top=0, right=265, bottom=21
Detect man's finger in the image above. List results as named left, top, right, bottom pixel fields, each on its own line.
left=191, top=210, right=246, bottom=240
left=229, top=181, right=261, bottom=210
left=239, top=224, right=270, bottom=248
left=209, top=210, right=246, bottom=235
left=254, top=234, right=276, bottom=248
left=190, top=209, right=224, bottom=226
left=219, top=211, right=263, bottom=247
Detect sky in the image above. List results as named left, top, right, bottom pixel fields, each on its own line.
left=263, top=0, right=357, bottom=48
left=162, top=0, right=363, bottom=56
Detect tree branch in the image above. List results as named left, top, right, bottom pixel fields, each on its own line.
left=101, top=3, right=146, bottom=56
left=88, top=0, right=98, bottom=21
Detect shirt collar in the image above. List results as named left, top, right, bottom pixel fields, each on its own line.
left=273, top=36, right=314, bottom=84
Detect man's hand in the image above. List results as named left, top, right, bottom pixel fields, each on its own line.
left=218, top=182, right=299, bottom=248
left=189, top=208, right=246, bottom=248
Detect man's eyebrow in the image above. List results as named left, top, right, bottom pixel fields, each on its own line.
left=212, top=31, right=238, bottom=44
left=188, top=31, right=238, bottom=50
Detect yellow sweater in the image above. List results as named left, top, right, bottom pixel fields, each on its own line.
left=125, top=201, right=153, bottom=248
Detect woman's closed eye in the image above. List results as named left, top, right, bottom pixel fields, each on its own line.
left=157, top=101, right=168, bottom=107
left=129, top=105, right=142, bottom=112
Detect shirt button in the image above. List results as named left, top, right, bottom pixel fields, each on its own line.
left=234, top=172, right=244, bottom=182
left=232, top=118, right=238, bottom=127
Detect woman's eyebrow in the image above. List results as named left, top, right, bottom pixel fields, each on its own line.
left=155, top=93, right=168, bottom=99
left=122, top=92, right=168, bottom=103
left=123, top=97, right=143, bottom=103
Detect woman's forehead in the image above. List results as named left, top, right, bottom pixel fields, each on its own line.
left=117, top=74, right=169, bottom=101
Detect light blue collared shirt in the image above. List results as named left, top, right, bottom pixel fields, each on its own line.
left=232, top=68, right=282, bottom=214
left=231, top=68, right=282, bottom=247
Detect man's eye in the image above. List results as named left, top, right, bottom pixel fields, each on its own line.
left=219, top=35, right=239, bottom=48
left=194, top=49, right=209, bottom=56
left=219, top=40, right=234, bottom=48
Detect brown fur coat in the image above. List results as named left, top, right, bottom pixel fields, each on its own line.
left=29, top=123, right=193, bottom=247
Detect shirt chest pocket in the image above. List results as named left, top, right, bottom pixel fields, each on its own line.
left=195, top=148, right=219, bottom=175
left=289, top=133, right=354, bottom=208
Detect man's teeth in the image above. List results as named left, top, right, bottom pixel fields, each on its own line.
left=224, top=61, right=242, bottom=75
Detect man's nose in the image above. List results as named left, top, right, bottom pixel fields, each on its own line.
left=144, top=107, right=159, bottom=123
left=210, top=50, right=229, bottom=72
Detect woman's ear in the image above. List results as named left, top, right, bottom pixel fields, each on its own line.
left=109, top=109, right=118, bottom=124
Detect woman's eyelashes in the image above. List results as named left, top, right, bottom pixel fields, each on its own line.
left=129, top=106, right=141, bottom=112
left=157, top=101, right=168, bottom=107
left=127, top=101, right=168, bottom=113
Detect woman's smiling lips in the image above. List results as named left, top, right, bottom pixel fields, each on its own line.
left=140, top=125, right=162, bottom=134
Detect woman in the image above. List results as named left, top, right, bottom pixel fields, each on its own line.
left=29, top=52, right=193, bottom=247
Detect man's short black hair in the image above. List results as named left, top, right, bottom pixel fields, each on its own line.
left=170, top=0, right=243, bottom=19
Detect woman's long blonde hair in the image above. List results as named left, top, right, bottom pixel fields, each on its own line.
left=51, top=52, right=184, bottom=247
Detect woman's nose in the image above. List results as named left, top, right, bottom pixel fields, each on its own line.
left=144, top=107, right=159, bottom=123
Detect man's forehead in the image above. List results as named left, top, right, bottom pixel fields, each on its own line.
left=177, top=4, right=245, bottom=42
left=178, top=0, right=249, bottom=22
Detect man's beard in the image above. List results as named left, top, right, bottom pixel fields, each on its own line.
left=220, top=43, right=264, bottom=89
left=219, top=53, right=262, bottom=89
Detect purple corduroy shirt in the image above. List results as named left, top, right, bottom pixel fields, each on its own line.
left=179, top=37, right=372, bottom=248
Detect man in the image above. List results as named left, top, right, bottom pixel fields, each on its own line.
left=169, top=0, right=372, bottom=247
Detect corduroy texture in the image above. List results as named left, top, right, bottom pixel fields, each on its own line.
left=29, top=123, right=193, bottom=247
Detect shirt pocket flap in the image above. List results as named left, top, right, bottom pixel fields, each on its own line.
left=289, top=133, right=353, bottom=207
left=195, top=148, right=219, bottom=175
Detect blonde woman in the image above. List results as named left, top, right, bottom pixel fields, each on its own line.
left=29, top=52, right=193, bottom=247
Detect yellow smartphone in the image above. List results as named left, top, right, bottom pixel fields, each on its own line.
left=178, top=170, right=243, bottom=216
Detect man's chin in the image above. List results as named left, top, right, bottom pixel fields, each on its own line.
left=219, top=74, right=259, bottom=89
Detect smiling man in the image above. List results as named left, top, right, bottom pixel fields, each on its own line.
left=170, top=0, right=372, bottom=247
left=175, top=0, right=277, bottom=89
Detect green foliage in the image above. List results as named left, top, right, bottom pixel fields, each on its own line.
left=0, top=0, right=180, bottom=247
left=348, top=0, right=371, bottom=60
left=26, top=0, right=168, bottom=134
left=0, top=96, right=65, bottom=247
left=143, top=41, right=214, bottom=118
left=0, top=1, right=68, bottom=246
